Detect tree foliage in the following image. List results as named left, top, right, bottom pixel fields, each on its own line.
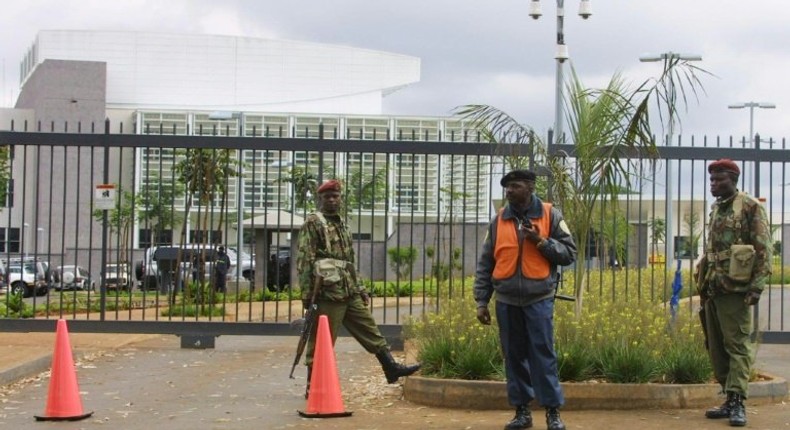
left=459, top=57, right=709, bottom=316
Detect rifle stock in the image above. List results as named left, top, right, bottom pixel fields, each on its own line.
left=699, top=304, right=709, bottom=350
left=289, top=274, right=322, bottom=379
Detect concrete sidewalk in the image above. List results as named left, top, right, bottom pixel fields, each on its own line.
left=0, top=326, right=788, bottom=391
left=0, top=330, right=786, bottom=429
left=0, top=331, right=161, bottom=386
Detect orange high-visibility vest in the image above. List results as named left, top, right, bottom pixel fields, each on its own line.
left=492, top=204, right=552, bottom=280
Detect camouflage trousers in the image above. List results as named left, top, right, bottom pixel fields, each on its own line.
left=304, top=295, right=388, bottom=367
left=704, top=293, right=754, bottom=397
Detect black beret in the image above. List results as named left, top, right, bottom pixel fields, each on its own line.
left=500, top=169, right=536, bottom=187
left=708, top=159, right=740, bottom=176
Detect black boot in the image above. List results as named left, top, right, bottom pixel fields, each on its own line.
left=705, top=393, right=732, bottom=419
left=728, top=393, right=747, bottom=427
left=304, top=366, right=312, bottom=399
left=504, top=405, right=532, bottom=430
left=545, top=407, right=566, bottom=430
left=375, top=349, right=421, bottom=383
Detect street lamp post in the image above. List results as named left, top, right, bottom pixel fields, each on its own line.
left=728, top=101, right=776, bottom=193
left=36, top=227, right=45, bottom=255
left=529, top=0, right=592, bottom=144
left=639, top=52, right=702, bottom=265
left=22, top=223, right=29, bottom=259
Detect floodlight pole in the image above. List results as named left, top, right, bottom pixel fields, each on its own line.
left=639, top=52, right=702, bottom=265
left=728, top=101, right=776, bottom=193
left=528, top=0, right=592, bottom=144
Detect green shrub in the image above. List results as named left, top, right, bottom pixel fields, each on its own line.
left=658, top=339, right=712, bottom=383
left=406, top=297, right=502, bottom=380
left=405, top=267, right=714, bottom=384
left=596, top=342, right=659, bottom=383
left=557, top=342, right=596, bottom=382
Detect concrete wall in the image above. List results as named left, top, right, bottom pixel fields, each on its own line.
left=10, top=60, right=114, bottom=278
left=356, top=222, right=488, bottom=283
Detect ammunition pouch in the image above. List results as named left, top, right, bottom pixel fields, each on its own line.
left=705, top=244, right=756, bottom=285
left=314, top=258, right=349, bottom=286
left=728, top=244, right=755, bottom=283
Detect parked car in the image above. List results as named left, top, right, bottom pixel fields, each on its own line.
left=226, top=247, right=255, bottom=280
left=6, top=257, right=52, bottom=284
left=103, top=262, right=132, bottom=291
left=6, top=262, right=49, bottom=297
left=53, top=265, right=95, bottom=292
left=0, top=260, right=6, bottom=294
left=135, top=246, right=206, bottom=292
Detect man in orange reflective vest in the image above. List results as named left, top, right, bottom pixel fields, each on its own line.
left=474, top=169, right=577, bottom=430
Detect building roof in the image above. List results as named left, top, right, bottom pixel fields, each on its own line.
left=21, top=30, right=421, bottom=114
left=241, top=211, right=305, bottom=230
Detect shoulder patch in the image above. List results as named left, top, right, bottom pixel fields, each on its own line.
left=559, top=220, right=571, bottom=235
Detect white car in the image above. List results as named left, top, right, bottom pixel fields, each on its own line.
left=6, top=262, right=49, bottom=297
left=226, top=247, right=255, bottom=280
left=53, top=265, right=96, bottom=292
left=136, top=245, right=217, bottom=291
left=103, top=262, right=132, bottom=291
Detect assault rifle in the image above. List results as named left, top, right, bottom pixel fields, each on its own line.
left=554, top=273, right=575, bottom=302
left=289, top=274, right=322, bottom=379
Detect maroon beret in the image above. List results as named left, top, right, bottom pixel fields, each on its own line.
left=708, top=159, right=740, bottom=175
left=317, top=179, right=341, bottom=194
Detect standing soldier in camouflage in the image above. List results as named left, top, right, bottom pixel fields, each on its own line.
left=697, top=159, right=772, bottom=427
left=297, top=179, right=420, bottom=398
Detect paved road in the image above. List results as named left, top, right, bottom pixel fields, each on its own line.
left=0, top=334, right=787, bottom=430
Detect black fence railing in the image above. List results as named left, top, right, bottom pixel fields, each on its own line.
left=0, top=123, right=787, bottom=344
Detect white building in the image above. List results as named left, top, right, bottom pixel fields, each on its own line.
left=4, top=30, right=493, bottom=278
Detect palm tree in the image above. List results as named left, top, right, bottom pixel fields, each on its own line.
left=459, top=58, right=708, bottom=316
left=174, top=148, right=237, bottom=303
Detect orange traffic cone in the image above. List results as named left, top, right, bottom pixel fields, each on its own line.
left=297, top=315, right=352, bottom=418
left=34, top=319, right=93, bottom=421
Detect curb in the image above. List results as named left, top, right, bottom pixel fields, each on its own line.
left=0, top=353, right=52, bottom=387
left=404, top=373, right=789, bottom=410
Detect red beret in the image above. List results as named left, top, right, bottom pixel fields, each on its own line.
left=317, top=179, right=341, bottom=194
left=708, top=159, right=740, bottom=175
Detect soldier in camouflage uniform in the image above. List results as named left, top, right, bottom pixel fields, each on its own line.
left=297, top=179, right=420, bottom=398
left=697, top=159, right=772, bottom=427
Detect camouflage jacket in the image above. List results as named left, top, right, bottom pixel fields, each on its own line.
left=701, top=191, right=772, bottom=295
left=296, top=211, right=360, bottom=302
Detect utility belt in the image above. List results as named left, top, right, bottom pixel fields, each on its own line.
left=705, top=250, right=731, bottom=262
left=706, top=244, right=756, bottom=284
left=314, top=258, right=353, bottom=286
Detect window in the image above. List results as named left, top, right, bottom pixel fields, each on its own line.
left=138, top=229, right=173, bottom=248
left=674, top=236, right=698, bottom=259
left=189, top=230, right=222, bottom=244
left=395, top=185, right=419, bottom=210
left=0, top=228, right=21, bottom=253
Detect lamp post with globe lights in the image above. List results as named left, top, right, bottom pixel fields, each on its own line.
left=528, top=0, right=592, bottom=145
left=639, top=52, right=702, bottom=265
left=728, top=101, right=776, bottom=193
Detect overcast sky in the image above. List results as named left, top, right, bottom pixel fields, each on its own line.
left=1, top=0, right=788, bottom=142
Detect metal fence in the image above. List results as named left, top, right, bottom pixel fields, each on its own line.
left=0, top=120, right=787, bottom=344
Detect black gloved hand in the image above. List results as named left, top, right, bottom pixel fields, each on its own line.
left=360, top=291, right=370, bottom=306
left=476, top=306, right=491, bottom=325
left=744, top=291, right=761, bottom=306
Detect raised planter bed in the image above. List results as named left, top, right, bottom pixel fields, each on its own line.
left=404, top=373, right=788, bottom=410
